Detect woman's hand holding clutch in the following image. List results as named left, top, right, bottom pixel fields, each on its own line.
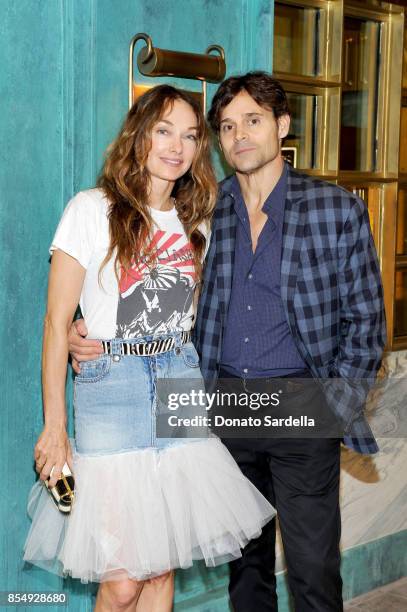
left=34, top=427, right=73, bottom=488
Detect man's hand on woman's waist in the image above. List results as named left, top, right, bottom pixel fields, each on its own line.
left=68, top=318, right=103, bottom=373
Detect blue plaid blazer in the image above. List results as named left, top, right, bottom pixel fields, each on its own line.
left=194, top=164, right=386, bottom=454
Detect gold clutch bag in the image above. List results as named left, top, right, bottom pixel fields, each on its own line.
left=44, top=463, right=75, bottom=514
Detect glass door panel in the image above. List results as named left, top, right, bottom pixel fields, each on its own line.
left=284, top=92, right=323, bottom=169
left=340, top=17, right=381, bottom=172
left=273, top=3, right=324, bottom=77
left=395, top=269, right=407, bottom=337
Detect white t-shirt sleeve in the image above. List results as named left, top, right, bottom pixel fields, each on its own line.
left=49, top=192, right=98, bottom=269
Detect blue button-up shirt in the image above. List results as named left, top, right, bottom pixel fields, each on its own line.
left=220, top=165, right=307, bottom=378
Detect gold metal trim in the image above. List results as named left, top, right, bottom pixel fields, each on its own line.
left=282, top=146, right=297, bottom=167
left=396, top=256, right=407, bottom=268
left=392, top=335, right=407, bottom=348
left=337, top=172, right=397, bottom=182
left=280, top=82, right=329, bottom=96
left=276, top=0, right=332, bottom=9
left=128, top=34, right=225, bottom=110
left=129, top=33, right=151, bottom=109
left=345, top=1, right=404, bottom=19
left=273, top=74, right=341, bottom=88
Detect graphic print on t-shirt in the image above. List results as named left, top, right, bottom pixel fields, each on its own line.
left=116, top=230, right=196, bottom=337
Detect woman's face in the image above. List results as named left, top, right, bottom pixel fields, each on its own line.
left=146, top=99, right=199, bottom=185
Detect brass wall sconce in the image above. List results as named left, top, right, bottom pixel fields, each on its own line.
left=129, top=33, right=226, bottom=110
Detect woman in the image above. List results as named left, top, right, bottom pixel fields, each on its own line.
left=23, top=85, right=275, bottom=611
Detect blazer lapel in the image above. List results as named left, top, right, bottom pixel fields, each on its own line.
left=280, top=167, right=308, bottom=330
left=215, top=191, right=238, bottom=317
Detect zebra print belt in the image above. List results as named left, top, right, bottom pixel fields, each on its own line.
left=102, top=330, right=192, bottom=357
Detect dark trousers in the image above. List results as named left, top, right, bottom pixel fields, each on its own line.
left=219, top=371, right=343, bottom=611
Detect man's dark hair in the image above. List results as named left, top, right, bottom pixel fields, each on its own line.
left=207, top=71, right=291, bottom=133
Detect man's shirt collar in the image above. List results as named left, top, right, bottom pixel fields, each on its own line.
left=228, top=162, right=288, bottom=227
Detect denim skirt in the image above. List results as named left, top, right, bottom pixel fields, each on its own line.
left=23, top=332, right=275, bottom=583
left=74, top=335, right=205, bottom=454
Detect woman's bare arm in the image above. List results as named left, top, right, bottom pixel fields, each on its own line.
left=34, top=250, right=86, bottom=487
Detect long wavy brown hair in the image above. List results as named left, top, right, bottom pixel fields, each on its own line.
left=98, top=85, right=217, bottom=281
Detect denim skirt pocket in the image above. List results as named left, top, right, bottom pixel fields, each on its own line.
left=75, top=355, right=111, bottom=383
left=180, top=342, right=200, bottom=368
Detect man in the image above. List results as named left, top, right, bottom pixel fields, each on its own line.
left=70, top=72, right=386, bottom=611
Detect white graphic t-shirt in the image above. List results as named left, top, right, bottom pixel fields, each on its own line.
left=50, top=189, right=210, bottom=340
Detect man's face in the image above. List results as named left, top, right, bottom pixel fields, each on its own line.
left=218, top=90, right=290, bottom=174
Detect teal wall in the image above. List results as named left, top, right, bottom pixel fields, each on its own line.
left=1, top=0, right=69, bottom=605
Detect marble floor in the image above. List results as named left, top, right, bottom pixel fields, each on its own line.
left=344, top=577, right=407, bottom=610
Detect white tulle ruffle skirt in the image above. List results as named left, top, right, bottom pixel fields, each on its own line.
left=23, top=437, right=275, bottom=583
